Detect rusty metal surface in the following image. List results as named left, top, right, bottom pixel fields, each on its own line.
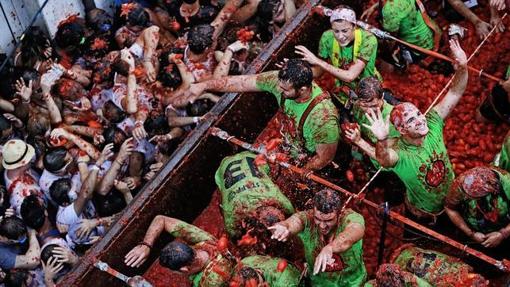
left=58, top=0, right=337, bottom=285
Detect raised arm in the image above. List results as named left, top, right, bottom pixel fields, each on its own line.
left=73, top=145, right=113, bottom=215
left=268, top=211, right=306, bottom=242
left=296, top=45, right=366, bottom=83
left=120, top=49, right=138, bottom=114
left=51, top=128, right=101, bottom=160
left=211, top=0, right=243, bottom=39
left=124, top=215, right=215, bottom=267
left=363, top=109, right=399, bottom=168
left=213, top=41, right=248, bottom=78
left=185, top=73, right=262, bottom=103
left=304, top=142, right=338, bottom=171
left=96, top=138, right=134, bottom=196
left=344, top=125, right=376, bottom=159
left=231, top=0, right=260, bottom=23
left=447, top=0, right=492, bottom=39
left=433, top=39, right=468, bottom=120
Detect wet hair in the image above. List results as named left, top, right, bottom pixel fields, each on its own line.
left=278, top=59, right=313, bottom=89
left=313, top=188, right=342, bottom=214
left=93, top=191, right=127, bottom=217
left=258, top=0, right=280, bottom=21
left=186, top=99, right=214, bottom=117
left=159, top=63, right=183, bottom=89
left=182, top=0, right=198, bottom=4
left=0, top=217, right=27, bottom=240
left=103, top=125, right=126, bottom=152
left=51, top=78, right=80, bottom=99
left=87, top=8, right=113, bottom=33
left=159, top=241, right=195, bottom=270
left=126, top=6, right=150, bottom=27
left=0, top=114, right=12, bottom=135
left=157, top=141, right=178, bottom=157
left=187, top=25, right=215, bottom=54
left=144, top=115, right=170, bottom=137
left=50, top=178, right=73, bottom=206
left=41, top=244, right=59, bottom=264
left=20, top=195, right=46, bottom=230
left=55, top=21, right=86, bottom=58
left=20, top=26, right=51, bottom=67
left=43, top=147, right=68, bottom=173
left=375, top=264, right=406, bottom=287
left=4, top=269, right=29, bottom=287
left=111, top=57, right=131, bottom=77
left=356, top=76, right=383, bottom=101
left=239, top=267, right=261, bottom=285
left=104, top=101, right=126, bottom=124
left=27, top=114, right=50, bottom=138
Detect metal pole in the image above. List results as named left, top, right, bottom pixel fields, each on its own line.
left=377, top=202, right=389, bottom=267
left=0, top=2, right=17, bottom=45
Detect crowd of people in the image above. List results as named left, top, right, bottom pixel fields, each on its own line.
left=0, top=0, right=509, bottom=286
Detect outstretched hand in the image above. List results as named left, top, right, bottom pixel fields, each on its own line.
left=362, top=109, right=390, bottom=141
left=449, top=39, right=467, bottom=68
left=295, top=45, right=321, bottom=66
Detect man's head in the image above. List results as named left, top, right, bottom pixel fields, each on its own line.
left=277, top=59, right=313, bottom=99
left=0, top=217, right=27, bottom=245
left=41, top=243, right=72, bottom=278
left=3, top=269, right=31, bottom=287
left=256, top=206, right=286, bottom=227
left=55, top=22, right=85, bottom=51
left=2, top=140, right=35, bottom=171
left=258, top=0, right=285, bottom=24
left=180, top=0, right=200, bottom=18
left=231, top=266, right=264, bottom=287
left=187, top=25, right=215, bottom=54
left=87, top=8, right=113, bottom=33
left=330, top=5, right=356, bottom=47
left=390, top=102, right=428, bottom=138
left=459, top=167, right=501, bottom=198
left=125, top=5, right=150, bottom=28
left=313, top=188, right=342, bottom=235
left=103, top=125, right=128, bottom=152
left=20, top=195, right=46, bottom=230
left=103, top=101, right=127, bottom=124
left=43, top=147, right=74, bottom=174
left=52, top=78, right=86, bottom=101
left=49, top=178, right=75, bottom=207
left=159, top=241, right=198, bottom=273
left=354, top=77, right=384, bottom=113
left=159, top=63, right=183, bottom=90
left=186, top=99, right=214, bottom=117
left=375, top=264, right=407, bottom=287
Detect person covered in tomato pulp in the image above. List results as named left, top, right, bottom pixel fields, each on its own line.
left=268, top=188, right=367, bottom=287
left=390, top=244, right=488, bottom=286
left=363, top=39, right=469, bottom=221
left=184, top=59, right=340, bottom=171
left=364, top=263, right=432, bottom=287
left=296, top=5, right=380, bottom=106
left=228, top=255, right=301, bottom=287
left=445, top=166, right=510, bottom=248
left=215, top=151, right=295, bottom=238
left=124, top=215, right=236, bottom=287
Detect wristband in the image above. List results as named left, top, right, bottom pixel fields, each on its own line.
left=193, top=116, right=201, bottom=124
left=135, top=120, right=144, bottom=127
left=90, top=165, right=100, bottom=171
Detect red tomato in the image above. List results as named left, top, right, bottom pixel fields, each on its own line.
left=170, top=21, right=181, bottom=31
left=254, top=154, right=267, bottom=166
left=229, top=282, right=240, bottom=287
left=217, top=235, right=228, bottom=252
left=276, top=259, right=288, bottom=272
left=265, top=138, right=282, bottom=151
left=246, top=279, right=258, bottom=287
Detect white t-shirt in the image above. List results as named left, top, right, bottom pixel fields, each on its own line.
left=5, top=170, right=44, bottom=216
left=116, top=117, right=156, bottom=161
left=39, top=170, right=82, bottom=205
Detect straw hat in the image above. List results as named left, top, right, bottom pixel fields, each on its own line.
left=2, top=139, right=35, bottom=170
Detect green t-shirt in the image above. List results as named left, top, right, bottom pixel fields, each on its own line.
left=382, top=0, right=436, bottom=50
left=318, top=29, right=379, bottom=104
left=297, top=209, right=367, bottom=287
left=392, top=246, right=474, bottom=286
left=445, top=169, right=510, bottom=233
left=389, top=110, right=454, bottom=213
left=255, top=71, right=340, bottom=156
left=498, top=133, right=510, bottom=172
left=240, top=255, right=301, bottom=287
left=215, top=151, right=295, bottom=237
left=167, top=220, right=232, bottom=287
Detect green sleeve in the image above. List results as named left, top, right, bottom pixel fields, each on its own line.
left=382, top=1, right=404, bottom=32
left=255, top=71, right=281, bottom=104
left=318, top=30, right=334, bottom=60
left=358, top=33, right=378, bottom=63
left=506, top=66, right=510, bottom=79
left=426, top=109, right=444, bottom=131
left=498, top=170, right=510, bottom=200
left=498, top=135, right=510, bottom=171
left=169, top=219, right=215, bottom=244
left=343, top=210, right=365, bottom=228
left=363, top=280, right=375, bottom=287
left=306, top=102, right=340, bottom=145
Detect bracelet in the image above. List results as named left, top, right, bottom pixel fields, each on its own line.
left=139, top=241, right=152, bottom=249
